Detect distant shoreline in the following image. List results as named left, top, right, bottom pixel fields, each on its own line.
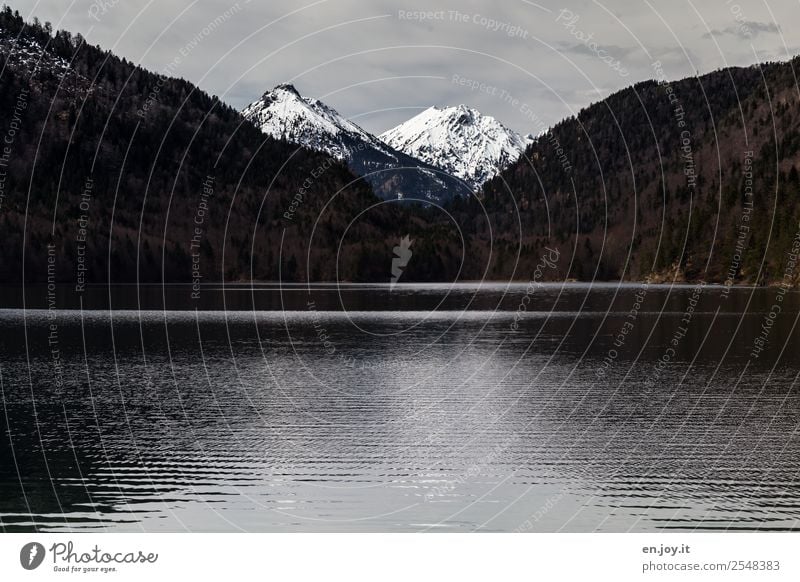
left=3, top=280, right=796, bottom=290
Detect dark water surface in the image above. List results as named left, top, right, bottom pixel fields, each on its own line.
left=1, top=283, right=799, bottom=532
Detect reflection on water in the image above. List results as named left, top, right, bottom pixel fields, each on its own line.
left=1, top=283, right=799, bottom=531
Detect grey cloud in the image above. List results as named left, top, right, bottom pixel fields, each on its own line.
left=703, top=21, right=781, bottom=40
left=12, top=0, right=800, bottom=136
left=554, top=41, right=638, bottom=59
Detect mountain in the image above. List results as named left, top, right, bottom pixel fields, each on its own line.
left=242, top=83, right=393, bottom=163
left=0, top=9, right=468, bottom=285
left=242, top=85, right=472, bottom=201
left=380, top=105, right=532, bottom=190
left=471, top=59, right=800, bottom=284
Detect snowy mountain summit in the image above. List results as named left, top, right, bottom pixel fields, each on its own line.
left=242, top=84, right=472, bottom=201
left=242, top=86, right=527, bottom=198
left=380, top=105, right=532, bottom=190
left=242, top=83, right=394, bottom=162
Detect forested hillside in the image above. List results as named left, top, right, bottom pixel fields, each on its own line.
left=470, top=58, right=800, bottom=285
left=0, top=8, right=468, bottom=285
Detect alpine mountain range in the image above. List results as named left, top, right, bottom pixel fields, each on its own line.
left=242, top=83, right=532, bottom=200
left=1, top=8, right=800, bottom=288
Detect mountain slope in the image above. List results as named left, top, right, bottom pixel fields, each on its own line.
left=465, top=59, right=800, bottom=284
left=243, top=85, right=472, bottom=201
left=380, top=105, right=532, bottom=190
left=242, top=83, right=394, bottom=162
left=0, top=9, right=469, bottom=286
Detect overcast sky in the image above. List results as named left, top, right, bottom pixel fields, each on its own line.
left=13, top=0, right=800, bottom=135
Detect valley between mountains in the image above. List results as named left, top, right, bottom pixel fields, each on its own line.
left=1, top=9, right=799, bottom=287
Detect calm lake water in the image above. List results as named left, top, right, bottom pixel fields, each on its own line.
left=1, top=283, right=799, bottom=532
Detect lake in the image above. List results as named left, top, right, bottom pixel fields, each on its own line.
left=1, top=282, right=799, bottom=532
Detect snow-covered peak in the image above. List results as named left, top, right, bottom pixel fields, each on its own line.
left=242, top=83, right=393, bottom=162
left=273, top=82, right=301, bottom=96
left=379, top=105, right=532, bottom=190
